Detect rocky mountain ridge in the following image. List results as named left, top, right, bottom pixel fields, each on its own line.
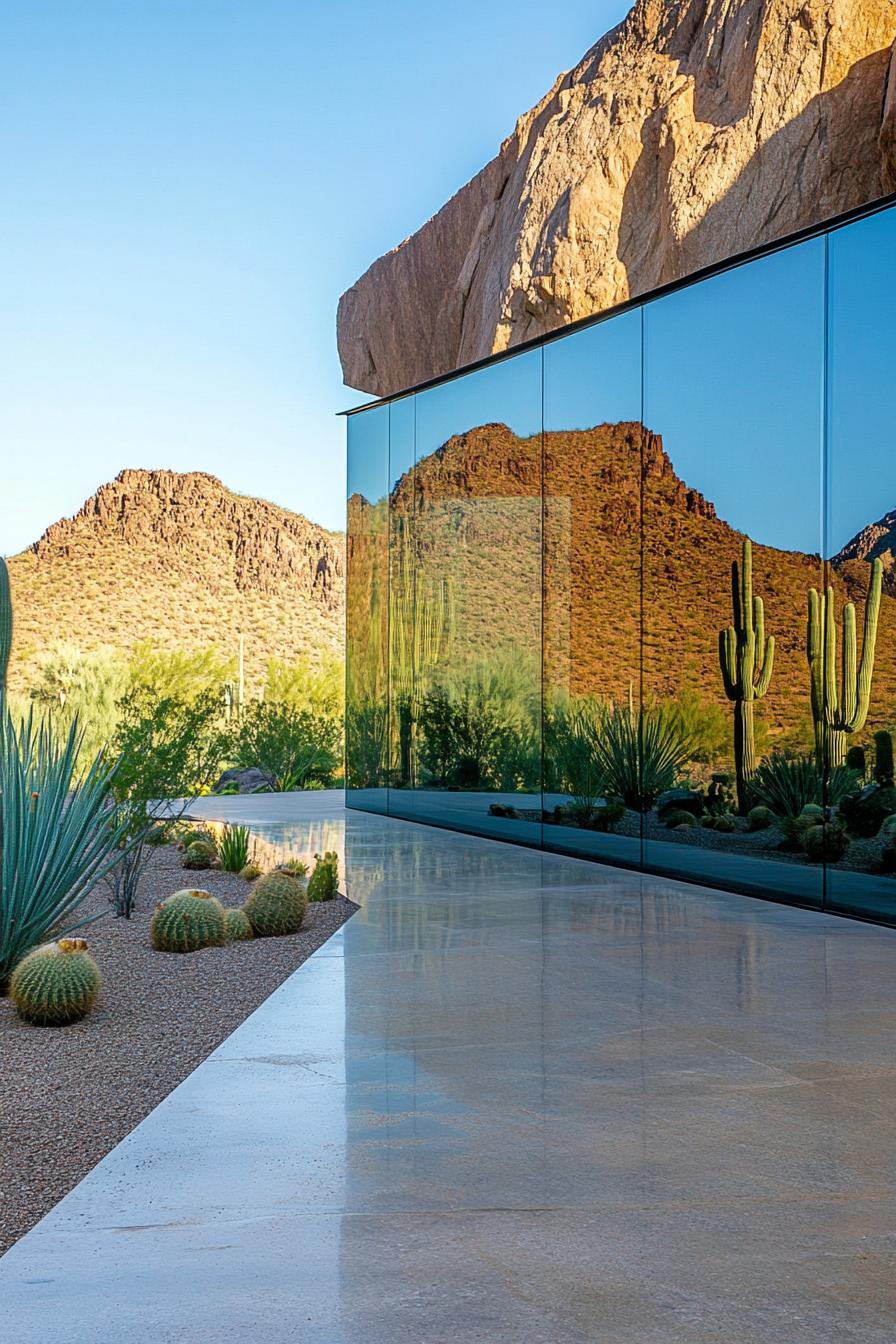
left=7, top=469, right=345, bottom=692
left=338, top=0, right=896, bottom=396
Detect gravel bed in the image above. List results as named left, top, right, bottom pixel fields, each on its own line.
left=0, top=845, right=356, bottom=1256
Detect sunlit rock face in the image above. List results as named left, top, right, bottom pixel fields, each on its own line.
left=338, top=0, right=896, bottom=397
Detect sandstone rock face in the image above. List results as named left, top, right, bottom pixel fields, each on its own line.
left=338, top=0, right=896, bottom=397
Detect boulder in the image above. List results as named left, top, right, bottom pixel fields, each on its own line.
left=339, top=0, right=896, bottom=397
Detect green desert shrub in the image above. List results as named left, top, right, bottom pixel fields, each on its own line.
left=233, top=701, right=339, bottom=792
left=801, top=821, right=849, bottom=864
left=217, top=824, right=251, bottom=873
left=150, top=889, right=227, bottom=952
left=243, top=872, right=308, bottom=937
left=664, top=809, right=696, bottom=829
left=224, top=907, right=254, bottom=942
left=275, top=858, right=309, bottom=878
left=9, top=938, right=101, bottom=1026
left=746, top=805, right=776, bottom=831
left=876, top=814, right=896, bottom=843
left=307, top=851, right=339, bottom=901
left=840, top=787, right=896, bottom=838
left=874, top=730, right=894, bottom=787
left=144, top=823, right=172, bottom=847
left=583, top=799, right=626, bottom=832
left=183, top=840, right=215, bottom=870
left=182, top=828, right=216, bottom=852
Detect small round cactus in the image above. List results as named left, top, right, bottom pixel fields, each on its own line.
left=224, top=907, right=254, bottom=942
left=664, top=809, right=695, bottom=830
left=239, top=862, right=263, bottom=881
left=746, top=805, right=776, bottom=831
left=183, top=840, right=215, bottom=870
left=243, top=872, right=307, bottom=937
left=307, top=851, right=339, bottom=901
left=150, top=889, right=227, bottom=953
left=10, top=939, right=101, bottom=1026
left=182, top=828, right=217, bottom=851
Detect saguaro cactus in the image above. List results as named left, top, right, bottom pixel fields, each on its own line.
left=390, top=516, right=454, bottom=786
left=0, top=556, right=11, bottom=710
left=719, top=538, right=775, bottom=813
left=807, top=558, right=882, bottom=769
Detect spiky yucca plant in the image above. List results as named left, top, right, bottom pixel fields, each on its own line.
left=592, top=703, right=693, bottom=813
left=217, top=824, right=252, bottom=873
left=0, top=710, right=125, bottom=987
left=9, top=938, right=101, bottom=1025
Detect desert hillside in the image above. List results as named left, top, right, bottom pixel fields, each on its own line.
left=7, top=469, right=345, bottom=694
left=364, top=421, right=896, bottom=750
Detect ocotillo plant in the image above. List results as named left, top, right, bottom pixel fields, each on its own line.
left=718, top=538, right=775, bottom=813
left=807, top=558, right=882, bottom=769
left=0, top=556, right=11, bottom=710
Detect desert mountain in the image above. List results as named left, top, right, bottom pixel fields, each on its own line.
left=339, top=0, right=896, bottom=395
left=833, top=508, right=896, bottom=596
left=6, top=469, right=344, bottom=694
left=360, top=422, right=896, bottom=748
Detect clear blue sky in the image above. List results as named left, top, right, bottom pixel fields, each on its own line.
left=0, top=0, right=627, bottom=555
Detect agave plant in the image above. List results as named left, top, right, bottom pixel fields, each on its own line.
left=749, top=751, right=860, bottom=819
left=217, top=823, right=252, bottom=873
left=0, top=710, right=125, bottom=986
left=593, top=702, right=694, bottom=813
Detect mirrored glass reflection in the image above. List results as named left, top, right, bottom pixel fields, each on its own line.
left=542, top=309, right=643, bottom=867
left=345, top=404, right=389, bottom=811
left=642, top=240, right=825, bottom=907
left=412, top=349, right=543, bottom=843
left=825, top=208, right=896, bottom=921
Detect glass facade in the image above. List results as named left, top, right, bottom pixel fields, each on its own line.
left=345, top=198, right=896, bottom=924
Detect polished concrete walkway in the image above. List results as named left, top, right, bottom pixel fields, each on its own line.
left=2, top=793, right=896, bottom=1342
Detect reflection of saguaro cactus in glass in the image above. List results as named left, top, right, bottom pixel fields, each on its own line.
left=719, top=539, right=775, bottom=813
left=390, top=516, right=454, bottom=786
left=807, top=558, right=882, bottom=769
left=0, top=557, right=12, bottom=711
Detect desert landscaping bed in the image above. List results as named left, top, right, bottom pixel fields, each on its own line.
left=0, top=843, right=356, bottom=1256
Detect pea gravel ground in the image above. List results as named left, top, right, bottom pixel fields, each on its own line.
left=0, top=844, right=356, bottom=1255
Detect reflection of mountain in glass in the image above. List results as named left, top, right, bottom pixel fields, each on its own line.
left=386, top=420, right=896, bottom=748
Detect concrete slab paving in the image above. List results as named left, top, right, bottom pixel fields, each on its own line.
left=2, top=792, right=896, bottom=1342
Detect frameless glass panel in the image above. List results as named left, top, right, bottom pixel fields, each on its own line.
left=387, top=395, right=418, bottom=818
left=412, top=349, right=543, bottom=844
left=542, top=310, right=643, bottom=869
left=642, top=240, right=825, bottom=908
left=825, top=205, right=896, bottom=922
left=345, top=403, right=389, bottom=812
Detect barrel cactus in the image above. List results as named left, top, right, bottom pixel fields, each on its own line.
left=243, top=872, right=307, bottom=937
left=150, top=889, right=227, bottom=953
left=224, top=907, right=254, bottom=942
left=9, top=939, right=101, bottom=1026
left=746, top=805, right=776, bottom=831
left=183, top=840, right=215, bottom=870
left=307, top=851, right=339, bottom=901
left=239, top=862, right=263, bottom=881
